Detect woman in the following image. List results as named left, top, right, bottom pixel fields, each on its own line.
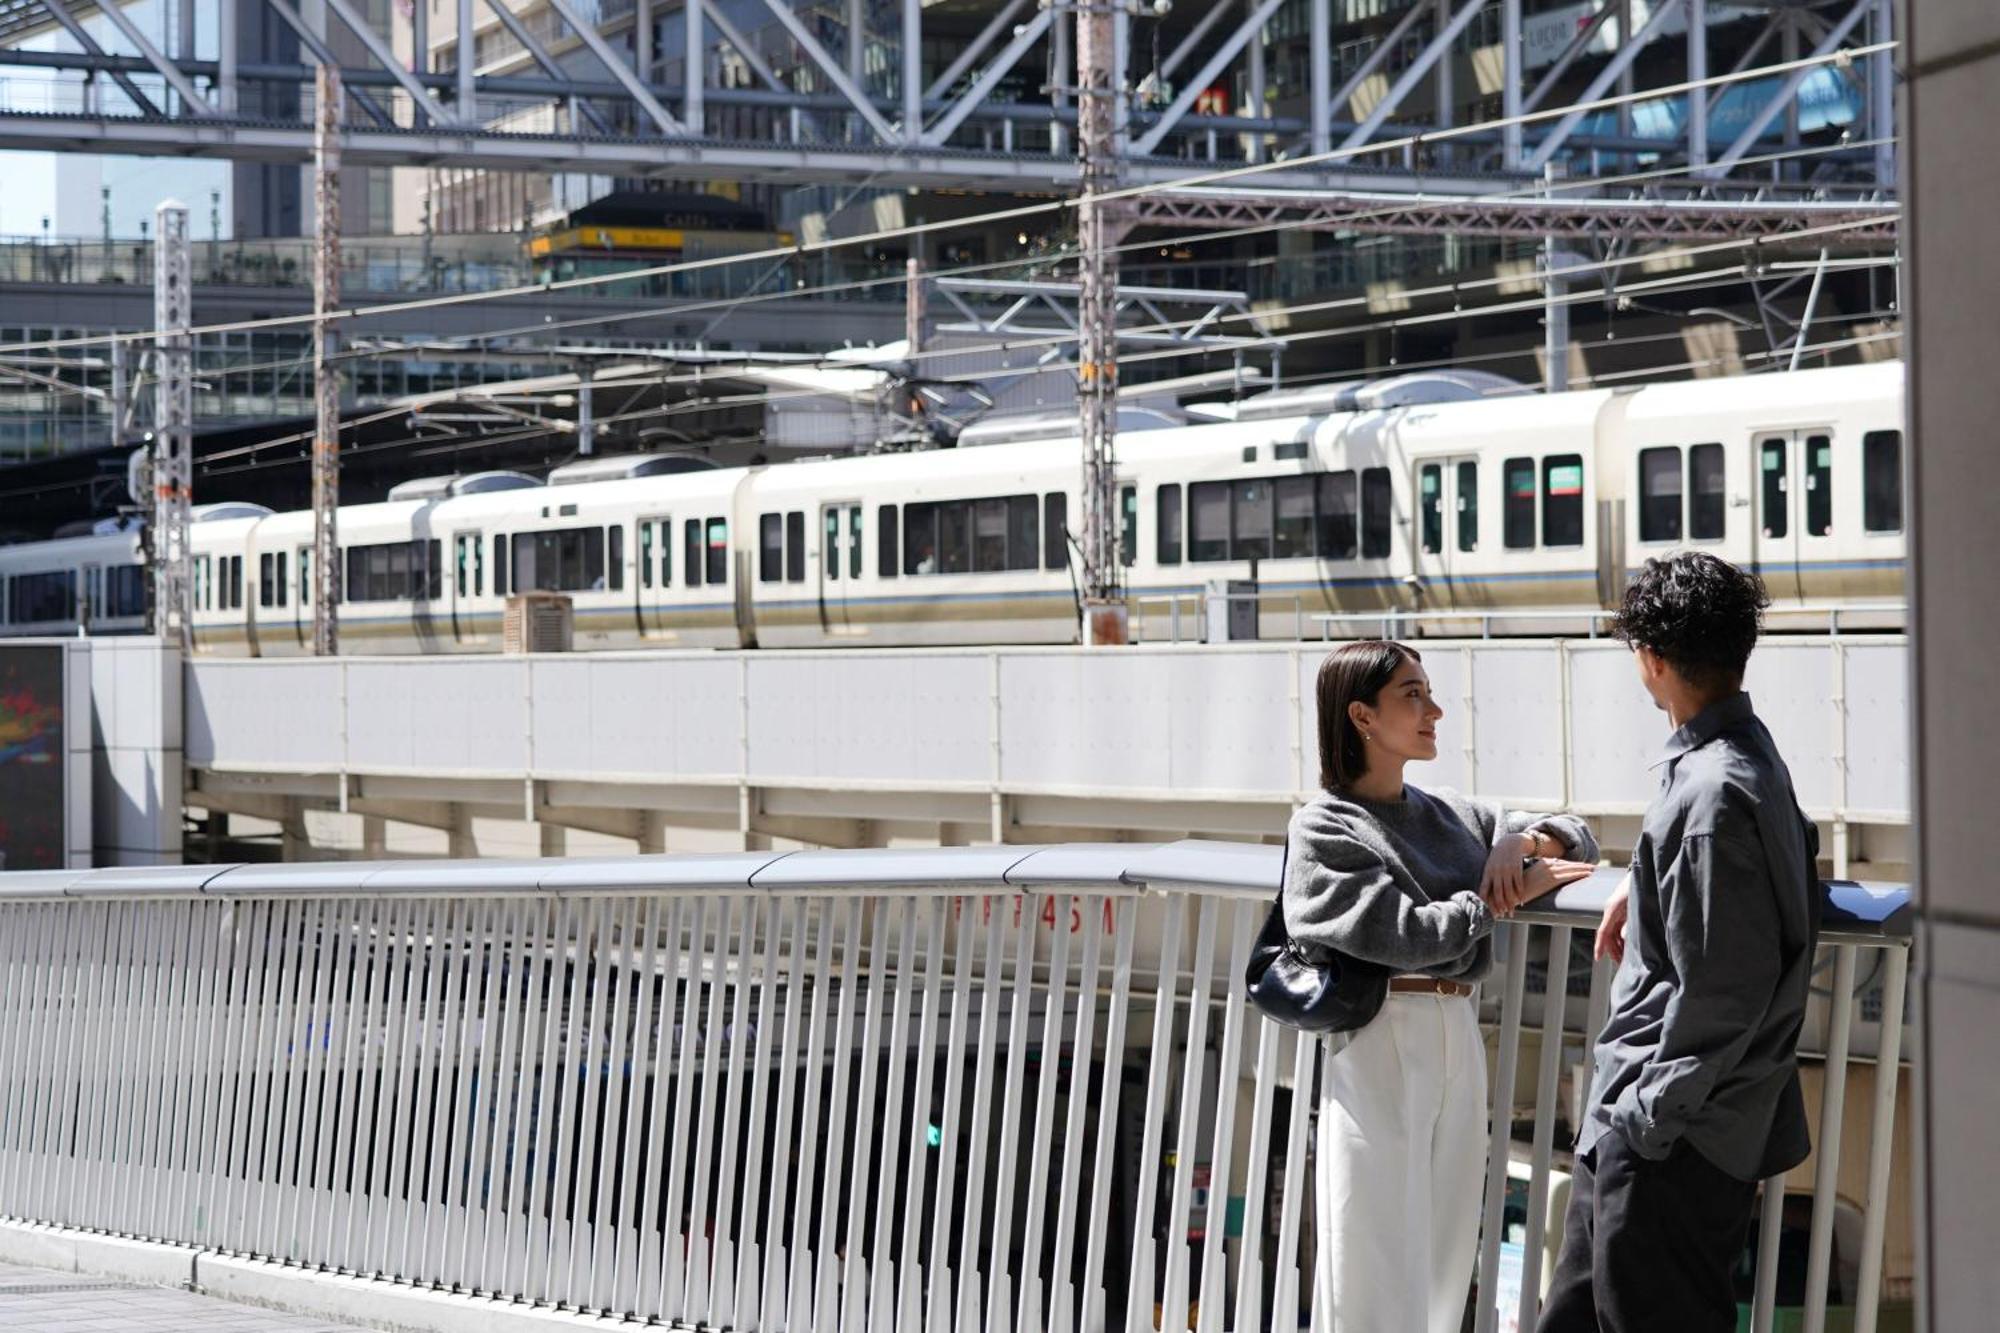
left=1284, top=640, right=1599, bottom=1333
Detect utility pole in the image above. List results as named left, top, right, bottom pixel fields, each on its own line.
left=1076, top=0, right=1128, bottom=645
left=150, top=200, right=192, bottom=648
left=904, top=256, right=925, bottom=356
left=312, top=63, right=341, bottom=655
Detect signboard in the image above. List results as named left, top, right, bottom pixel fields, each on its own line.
left=0, top=643, right=72, bottom=870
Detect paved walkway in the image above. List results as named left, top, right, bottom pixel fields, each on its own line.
left=0, top=1261, right=368, bottom=1332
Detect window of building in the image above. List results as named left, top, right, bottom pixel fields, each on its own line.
left=1503, top=457, right=1536, bottom=550
left=1318, top=471, right=1358, bottom=559
left=1044, top=493, right=1067, bottom=570
left=1805, top=433, right=1833, bottom=537
left=1361, top=467, right=1393, bottom=558
left=1456, top=460, right=1478, bottom=552
left=1760, top=438, right=1789, bottom=539
left=1690, top=444, right=1726, bottom=541
left=1863, top=430, right=1903, bottom=533
left=1157, top=484, right=1183, bottom=564
left=1420, top=464, right=1444, bottom=555
left=878, top=504, right=899, bottom=577
left=1639, top=447, right=1683, bottom=543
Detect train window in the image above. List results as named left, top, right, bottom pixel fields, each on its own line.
left=938, top=502, right=971, bottom=574
left=760, top=514, right=783, bottom=583
left=260, top=553, right=277, bottom=608
left=1190, top=482, right=1229, bottom=562
left=1805, top=434, right=1833, bottom=537
left=657, top=522, right=671, bottom=587
left=1044, top=493, right=1067, bottom=570
left=1690, top=444, right=1726, bottom=541
left=1457, top=460, right=1478, bottom=552
left=1361, top=467, right=1393, bottom=559
left=10, top=571, right=73, bottom=623
left=1275, top=476, right=1314, bottom=558
left=1503, top=457, right=1536, bottom=550
left=973, top=498, right=1009, bottom=573
left=1638, top=447, right=1683, bottom=543
left=878, top=504, right=899, bottom=578
left=231, top=555, right=246, bottom=609
left=904, top=503, right=937, bottom=575
left=1232, top=479, right=1273, bottom=562
left=1117, top=485, right=1136, bottom=567
left=1420, top=464, right=1444, bottom=555
left=468, top=541, right=478, bottom=598
left=107, top=565, right=146, bottom=618
left=825, top=509, right=841, bottom=580
left=684, top=519, right=702, bottom=587
left=642, top=521, right=657, bottom=589
left=789, top=511, right=807, bottom=583
left=1760, top=438, right=1789, bottom=539
left=1157, top=485, right=1183, bottom=565
left=1317, top=471, right=1358, bottom=559
left=1008, top=496, right=1039, bottom=571
left=493, top=536, right=508, bottom=597
left=510, top=528, right=605, bottom=594
left=1542, top=457, right=1584, bottom=548
left=608, top=526, right=624, bottom=592
left=848, top=506, right=863, bottom=580
left=193, top=555, right=209, bottom=611
left=1863, top=431, right=1903, bottom=532
left=704, top=518, right=727, bottom=585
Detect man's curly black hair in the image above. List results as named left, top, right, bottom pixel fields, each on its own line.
left=1611, top=551, right=1771, bottom=691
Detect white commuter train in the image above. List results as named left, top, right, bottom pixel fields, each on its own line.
left=0, top=361, right=1906, bottom=654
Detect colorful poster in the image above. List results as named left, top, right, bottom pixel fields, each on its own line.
left=0, top=645, right=66, bottom=871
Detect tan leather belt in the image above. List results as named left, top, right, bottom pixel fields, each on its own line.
left=1388, top=976, right=1475, bottom=999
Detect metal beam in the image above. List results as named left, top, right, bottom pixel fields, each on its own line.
left=703, top=3, right=784, bottom=93
left=684, top=0, right=702, bottom=134
left=922, top=0, right=1028, bottom=101
left=902, top=0, right=920, bottom=136
left=457, top=0, right=473, bottom=120
left=218, top=0, right=237, bottom=113
left=921, top=7, right=1051, bottom=148
left=264, top=0, right=398, bottom=126
left=481, top=0, right=610, bottom=134
left=1524, top=0, right=1684, bottom=171
left=1522, top=3, right=1617, bottom=113
left=81, top=0, right=214, bottom=115
left=543, top=0, right=685, bottom=134
left=326, top=0, right=458, bottom=125
left=1687, top=0, right=1707, bottom=168
left=1339, top=0, right=1491, bottom=153
left=1159, top=0, right=1232, bottom=80
left=1133, top=0, right=1287, bottom=156
left=757, top=0, right=895, bottom=144
left=35, top=0, right=160, bottom=117
left=1309, top=0, right=1329, bottom=154
left=1322, top=0, right=1433, bottom=146
left=1502, top=0, right=1521, bottom=167
left=1705, top=0, right=1870, bottom=177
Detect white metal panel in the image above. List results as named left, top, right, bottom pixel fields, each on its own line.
left=1467, top=646, right=1568, bottom=807
left=745, top=653, right=991, bottom=785
left=1001, top=652, right=1177, bottom=791
left=186, top=661, right=343, bottom=768
left=1564, top=642, right=1661, bottom=811
left=1842, top=642, right=1909, bottom=817
left=1745, top=643, right=1840, bottom=815
left=345, top=659, right=530, bottom=774
left=530, top=655, right=744, bottom=779
left=1163, top=651, right=1299, bottom=793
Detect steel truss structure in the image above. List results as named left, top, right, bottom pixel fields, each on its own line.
left=0, top=0, right=1896, bottom=203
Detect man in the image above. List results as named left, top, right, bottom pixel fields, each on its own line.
left=1537, top=552, right=1822, bottom=1333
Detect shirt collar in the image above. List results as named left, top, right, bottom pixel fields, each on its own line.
left=1650, top=691, right=1756, bottom=769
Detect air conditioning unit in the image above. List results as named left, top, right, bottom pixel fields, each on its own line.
left=504, top=592, right=573, bottom=654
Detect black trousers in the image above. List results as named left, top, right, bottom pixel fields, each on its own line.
left=1535, top=1131, right=1758, bottom=1333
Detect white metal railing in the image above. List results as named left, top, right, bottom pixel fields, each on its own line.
left=0, top=848, right=1912, bottom=1333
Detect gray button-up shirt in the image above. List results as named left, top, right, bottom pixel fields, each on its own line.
left=1576, top=692, right=1822, bottom=1182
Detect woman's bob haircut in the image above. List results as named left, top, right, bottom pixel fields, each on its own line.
left=1315, top=639, right=1423, bottom=792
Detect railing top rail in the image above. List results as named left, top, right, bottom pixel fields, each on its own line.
left=0, top=843, right=1913, bottom=941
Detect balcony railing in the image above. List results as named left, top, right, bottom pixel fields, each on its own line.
left=0, top=846, right=1911, bottom=1333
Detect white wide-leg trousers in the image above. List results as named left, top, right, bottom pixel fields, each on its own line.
left=1313, top=993, right=1488, bottom=1333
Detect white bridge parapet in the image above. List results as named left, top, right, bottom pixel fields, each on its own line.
left=185, top=638, right=1910, bottom=855
left=0, top=849, right=1912, bottom=1333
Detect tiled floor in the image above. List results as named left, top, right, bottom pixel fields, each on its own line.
left=0, top=1261, right=368, bottom=1332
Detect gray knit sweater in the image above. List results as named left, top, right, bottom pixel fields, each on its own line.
left=1281, top=785, right=1600, bottom=983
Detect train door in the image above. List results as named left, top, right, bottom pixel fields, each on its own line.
left=450, top=531, right=483, bottom=645
left=636, top=515, right=673, bottom=635
left=1413, top=456, right=1479, bottom=606
left=1751, top=428, right=1831, bottom=601
left=818, top=501, right=862, bottom=632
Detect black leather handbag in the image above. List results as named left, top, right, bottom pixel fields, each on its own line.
left=1243, top=843, right=1390, bottom=1034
